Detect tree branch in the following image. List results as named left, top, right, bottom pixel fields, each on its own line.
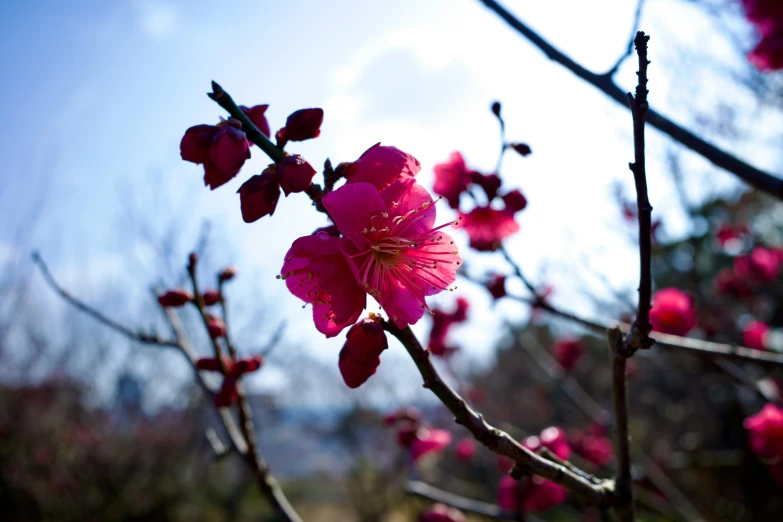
left=476, top=0, right=783, bottom=199
left=382, top=321, right=616, bottom=507
left=406, top=481, right=524, bottom=521
left=604, top=0, right=646, bottom=77
left=609, top=329, right=634, bottom=522
left=32, top=252, right=180, bottom=349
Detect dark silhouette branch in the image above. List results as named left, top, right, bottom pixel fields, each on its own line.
left=382, top=321, right=616, bottom=507
left=476, top=0, right=783, bottom=199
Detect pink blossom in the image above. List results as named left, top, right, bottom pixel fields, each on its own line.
left=237, top=168, right=282, bottom=223
left=456, top=438, right=476, bottom=462
left=497, top=475, right=518, bottom=511
left=195, top=355, right=264, bottom=408
left=570, top=430, right=613, bottom=467
left=338, top=317, right=388, bottom=388
left=744, top=403, right=783, bottom=461
left=180, top=120, right=251, bottom=190
left=487, top=274, right=507, bottom=300
left=736, top=247, right=782, bottom=282
left=522, top=477, right=568, bottom=512
left=419, top=503, right=467, bottom=522
left=433, top=152, right=472, bottom=209
left=458, top=206, right=520, bottom=251
left=649, top=288, right=696, bottom=336
left=322, top=179, right=461, bottom=328
left=344, top=143, right=421, bottom=190
left=278, top=154, right=316, bottom=195
left=743, top=0, right=783, bottom=36
left=714, top=268, right=752, bottom=299
left=428, top=297, right=470, bottom=357
left=280, top=232, right=366, bottom=337
left=410, top=428, right=452, bottom=462
left=240, top=104, right=271, bottom=138
left=472, top=173, right=502, bottom=200
left=533, top=426, right=571, bottom=460
left=552, top=338, right=583, bottom=373
left=715, top=224, right=748, bottom=247
left=744, top=320, right=770, bottom=350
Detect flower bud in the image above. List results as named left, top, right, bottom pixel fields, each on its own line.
left=509, top=142, right=532, bottom=157
left=649, top=288, right=696, bottom=336
left=744, top=403, right=783, bottom=461
left=233, top=355, right=264, bottom=374
left=210, top=124, right=251, bottom=180
left=487, top=274, right=507, bottom=300
left=552, top=338, right=583, bottom=373
left=744, top=320, right=770, bottom=350
left=538, top=426, right=571, bottom=460
left=240, top=104, right=271, bottom=138
left=276, top=108, right=324, bottom=145
left=218, top=266, right=237, bottom=282
left=490, top=101, right=502, bottom=118
left=472, top=173, right=502, bottom=200
left=206, top=317, right=227, bottom=338
left=502, top=189, right=528, bottom=213
left=157, top=289, right=194, bottom=308
left=202, top=289, right=222, bottom=306
left=188, top=252, right=199, bottom=269
left=279, top=155, right=317, bottom=195
left=237, top=168, right=282, bottom=223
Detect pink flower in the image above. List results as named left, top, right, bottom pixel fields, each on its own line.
left=280, top=232, right=366, bottom=337
left=487, top=274, right=507, bottom=300
left=502, top=189, right=528, bottom=213
left=536, top=426, right=571, bottom=460
left=570, top=430, right=613, bottom=467
left=237, top=168, right=282, bottom=223
left=715, top=224, right=748, bottom=247
left=497, top=475, right=518, bottom=511
left=736, top=247, right=782, bottom=282
left=322, top=179, right=461, bottom=328
left=744, top=403, right=783, bottom=461
left=180, top=120, right=251, bottom=190
left=240, top=104, right=271, bottom=138
left=344, top=143, right=421, bottom=190
left=552, top=338, right=583, bottom=372
left=522, top=477, right=568, bottom=512
left=744, top=320, right=770, bottom=350
left=195, top=355, right=264, bottom=408
left=338, top=317, right=388, bottom=388
left=649, top=288, right=696, bottom=336
left=714, top=268, right=752, bottom=299
left=472, top=173, right=502, bottom=200
left=419, top=504, right=467, bottom=522
left=276, top=108, right=323, bottom=146
left=278, top=154, right=316, bottom=195
left=157, top=289, right=193, bottom=308
left=456, top=438, right=476, bottom=461
left=458, top=206, right=520, bottom=251
left=410, top=428, right=452, bottom=462
left=433, top=152, right=472, bottom=209
left=428, top=297, right=470, bottom=357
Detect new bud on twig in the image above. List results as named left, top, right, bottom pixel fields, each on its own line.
left=491, top=101, right=502, bottom=118
left=158, top=289, right=194, bottom=308
left=202, top=289, right=222, bottom=306
left=218, top=266, right=237, bottom=282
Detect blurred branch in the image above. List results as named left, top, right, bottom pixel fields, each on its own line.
left=260, top=321, right=287, bottom=359
left=187, top=260, right=303, bottom=522
left=604, top=0, right=646, bottom=77
left=476, top=0, right=783, bottom=199
left=406, top=480, right=524, bottom=521
left=32, top=252, right=181, bottom=348
left=463, top=271, right=783, bottom=367
left=609, top=329, right=634, bottom=522
left=382, top=321, right=617, bottom=507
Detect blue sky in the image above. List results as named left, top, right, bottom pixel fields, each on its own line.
left=2, top=0, right=779, bottom=405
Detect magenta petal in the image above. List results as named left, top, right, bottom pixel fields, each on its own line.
left=322, top=183, right=387, bottom=249
left=210, top=126, right=251, bottom=176
left=381, top=179, right=436, bottom=235
left=346, top=143, right=421, bottom=190
left=181, top=124, right=218, bottom=164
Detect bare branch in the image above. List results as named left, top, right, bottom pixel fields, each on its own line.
left=604, top=0, right=646, bottom=77
left=608, top=329, right=634, bottom=521
left=476, top=0, right=783, bottom=199
left=382, top=321, right=616, bottom=507
left=406, top=481, right=523, bottom=521
left=32, top=252, right=180, bottom=348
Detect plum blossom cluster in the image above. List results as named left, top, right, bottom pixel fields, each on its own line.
left=384, top=407, right=453, bottom=463
left=744, top=403, right=783, bottom=484
left=552, top=337, right=584, bottom=372
left=433, top=150, right=528, bottom=252
left=427, top=297, right=469, bottom=357
left=743, top=0, right=783, bottom=70
left=181, top=103, right=323, bottom=219
left=569, top=423, right=614, bottom=468
left=196, top=355, right=265, bottom=407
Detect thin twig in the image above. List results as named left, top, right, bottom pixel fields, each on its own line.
left=188, top=264, right=303, bottom=522
left=406, top=481, right=522, bottom=521
left=32, top=252, right=180, bottom=349
left=382, top=321, right=616, bottom=507
left=604, top=0, right=646, bottom=77
left=476, top=0, right=783, bottom=199
left=462, top=271, right=783, bottom=367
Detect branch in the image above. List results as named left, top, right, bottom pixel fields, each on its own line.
left=32, top=252, right=180, bottom=349
left=625, top=31, right=654, bottom=356
left=207, top=81, right=285, bottom=163
left=187, top=263, right=303, bottom=522
left=608, top=329, right=634, bottom=522
left=406, top=481, right=523, bottom=521
left=476, top=0, right=783, bottom=199
left=464, top=271, right=783, bottom=367
left=604, top=0, right=646, bottom=77
left=382, top=321, right=616, bottom=507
